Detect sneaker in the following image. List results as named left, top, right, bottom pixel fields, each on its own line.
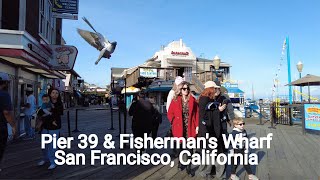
left=249, top=175, right=259, bottom=180
left=48, top=164, right=57, bottom=170
left=230, top=174, right=240, bottom=180
left=37, top=160, right=46, bottom=166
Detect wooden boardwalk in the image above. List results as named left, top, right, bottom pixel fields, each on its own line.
left=0, top=107, right=320, bottom=180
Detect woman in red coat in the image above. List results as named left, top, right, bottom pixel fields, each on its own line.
left=167, top=81, right=199, bottom=176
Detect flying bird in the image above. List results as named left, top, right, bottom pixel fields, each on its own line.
left=77, top=17, right=117, bottom=65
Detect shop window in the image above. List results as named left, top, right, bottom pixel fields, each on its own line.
left=39, top=0, right=56, bottom=44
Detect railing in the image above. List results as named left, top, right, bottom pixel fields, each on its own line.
left=191, top=73, right=204, bottom=92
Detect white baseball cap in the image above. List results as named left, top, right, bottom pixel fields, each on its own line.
left=174, top=76, right=183, bottom=85
left=0, top=72, right=10, bottom=81
left=204, top=81, right=220, bottom=89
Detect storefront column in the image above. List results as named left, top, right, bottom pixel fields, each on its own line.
left=15, top=67, right=22, bottom=136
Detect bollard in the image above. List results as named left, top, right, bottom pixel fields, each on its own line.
left=72, top=109, right=80, bottom=132
left=67, top=110, right=71, bottom=137
left=108, top=104, right=115, bottom=130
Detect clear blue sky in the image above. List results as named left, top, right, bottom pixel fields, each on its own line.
left=62, top=0, right=320, bottom=99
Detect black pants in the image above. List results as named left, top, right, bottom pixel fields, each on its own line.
left=151, top=122, right=160, bottom=139
left=230, top=149, right=253, bottom=174
left=0, top=131, right=8, bottom=162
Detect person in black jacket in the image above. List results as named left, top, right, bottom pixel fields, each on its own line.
left=129, top=91, right=155, bottom=152
left=197, top=81, right=226, bottom=178
left=37, top=88, right=63, bottom=170
left=214, top=80, right=234, bottom=142
left=229, top=117, right=259, bottom=180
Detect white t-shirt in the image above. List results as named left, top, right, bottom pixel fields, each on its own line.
left=25, top=94, right=36, bottom=116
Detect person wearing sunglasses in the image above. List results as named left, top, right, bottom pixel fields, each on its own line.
left=229, top=117, right=259, bottom=180
left=167, top=81, right=199, bottom=177
left=197, top=81, right=227, bottom=178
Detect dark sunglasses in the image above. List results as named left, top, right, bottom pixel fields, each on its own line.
left=237, top=123, right=245, bottom=126
left=181, top=87, right=190, bottom=91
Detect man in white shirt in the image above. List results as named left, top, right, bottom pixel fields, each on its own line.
left=24, top=87, right=36, bottom=139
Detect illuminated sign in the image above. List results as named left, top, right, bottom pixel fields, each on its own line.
left=304, top=104, right=320, bottom=131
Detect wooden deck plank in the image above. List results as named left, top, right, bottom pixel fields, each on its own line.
left=280, top=127, right=316, bottom=179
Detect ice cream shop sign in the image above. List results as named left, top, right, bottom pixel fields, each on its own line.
left=48, top=45, right=78, bottom=70
left=171, top=51, right=189, bottom=56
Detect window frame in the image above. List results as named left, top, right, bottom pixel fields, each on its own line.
left=38, top=0, right=56, bottom=44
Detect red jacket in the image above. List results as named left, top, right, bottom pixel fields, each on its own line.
left=167, top=95, right=199, bottom=138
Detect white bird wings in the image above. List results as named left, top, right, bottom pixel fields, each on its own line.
left=77, top=28, right=103, bottom=51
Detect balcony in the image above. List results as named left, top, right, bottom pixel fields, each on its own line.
left=126, top=67, right=178, bottom=87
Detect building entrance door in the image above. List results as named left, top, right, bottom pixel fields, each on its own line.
left=177, top=68, right=184, bottom=77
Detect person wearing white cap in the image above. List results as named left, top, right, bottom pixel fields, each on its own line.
left=197, top=81, right=227, bottom=178
left=23, top=87, right=36, bottom=139
left=166, top=76, right=183, bottom=112
left=0, top=72, right=16, bottom=172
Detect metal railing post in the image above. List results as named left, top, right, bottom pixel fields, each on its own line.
left=108, top=103, right=115, bottom=130
left=72, top=109, right=80, bottom=132
left=67, top=110, right=71, bottom=136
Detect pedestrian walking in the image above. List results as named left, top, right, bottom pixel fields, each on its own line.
left=197, top=81, right=226, bottom=178
left=23, top=87, right=36, bottom=139
left=167, top=81, right=199, bottom=177
left=129, top=91, right=155, bottom=152
left=0, top=72, right=17, bottom=172
left=37, top=88, right=63, bottom=170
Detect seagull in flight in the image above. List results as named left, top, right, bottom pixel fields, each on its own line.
left=77, top=17, right=117, bottom=65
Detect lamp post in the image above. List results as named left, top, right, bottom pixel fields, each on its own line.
left=123, top=70, right=127, bottom=134
left=296, top=61, right=303, bottom=103
left=213, top=55, right=221, bottom=81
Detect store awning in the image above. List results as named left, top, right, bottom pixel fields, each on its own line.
left=226, top=88, right=244, bottom=94
left=146, top=86, right=172, bottom=92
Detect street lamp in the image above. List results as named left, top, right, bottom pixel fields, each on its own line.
left=296, top=61, right=303, bottom=102
left=213, top=55, right=221, bottom=81
left=123, top=70, right=127, bottom=134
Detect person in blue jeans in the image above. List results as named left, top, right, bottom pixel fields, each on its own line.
left=0, top=72, right=17, bottom=172
left=23, top=87, right=36, bottom=139
left=37, top=88, right=63, bottom=170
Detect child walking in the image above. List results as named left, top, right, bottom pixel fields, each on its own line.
left=229, top=117, right=259, bottom=180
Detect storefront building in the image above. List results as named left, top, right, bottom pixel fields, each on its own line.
left=0, top=0, right=78, bottom=136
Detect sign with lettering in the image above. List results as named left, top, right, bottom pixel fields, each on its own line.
left=140, top=68, right=157, bottom=78
left=171, top=51, right=189, bottom=56
left=223, top=81, right=238, bottom=88
left=52, top=0, right=79, bottom=20
left=304, top=104, right=320, bottom=131
left=48, top=45, right=78, bottom=70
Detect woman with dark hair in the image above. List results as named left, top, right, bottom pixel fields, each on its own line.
left=37, top=88, right=63, bottom=170
left=197, top=81, right=226, bottom=178
left=167, top=81, right=199, bottom=177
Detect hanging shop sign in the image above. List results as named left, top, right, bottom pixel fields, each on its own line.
left=140, top=68, right=157, bottom=78
left=48, top=45, right=78, bottom=70
left=52, top=0, right=79, bottom=20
